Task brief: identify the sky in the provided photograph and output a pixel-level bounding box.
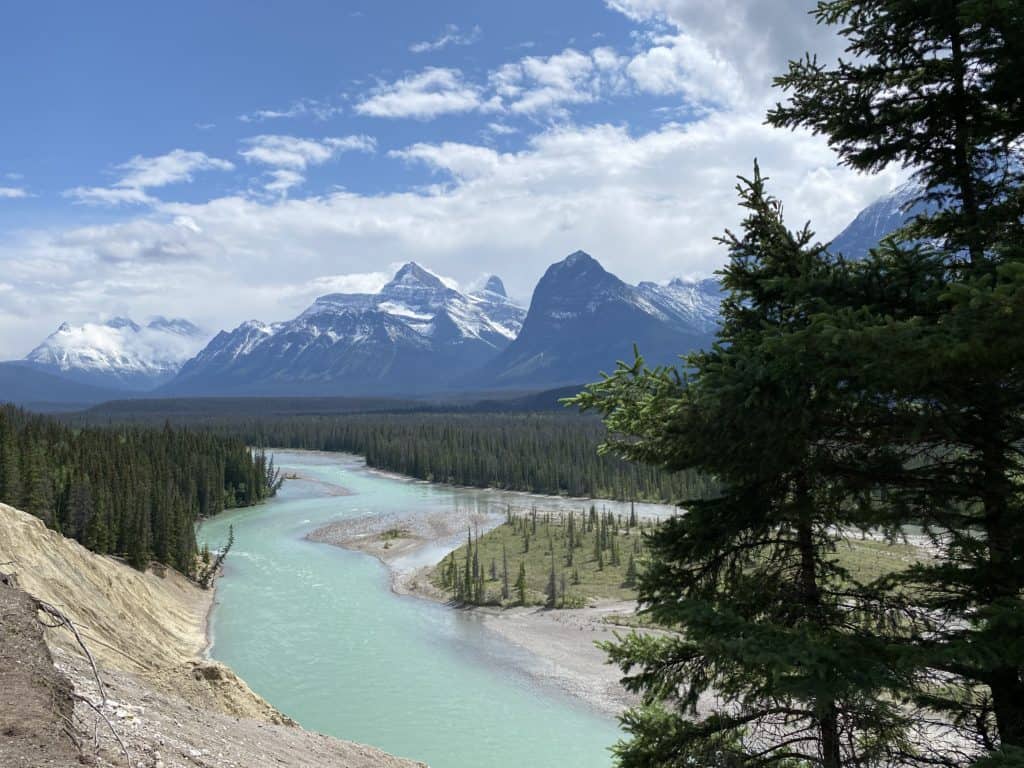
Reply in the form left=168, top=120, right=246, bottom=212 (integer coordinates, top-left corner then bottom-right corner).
left=0, top=0, right=908, bottom=359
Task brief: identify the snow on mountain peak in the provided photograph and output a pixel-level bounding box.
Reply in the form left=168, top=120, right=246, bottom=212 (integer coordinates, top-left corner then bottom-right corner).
left=25, top=316, right=209, bottom=384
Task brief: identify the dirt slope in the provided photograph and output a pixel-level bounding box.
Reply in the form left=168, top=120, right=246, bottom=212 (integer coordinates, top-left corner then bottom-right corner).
left=0, top=583, right=79, bottom=767
left=0, top=503, right=425, bottom=768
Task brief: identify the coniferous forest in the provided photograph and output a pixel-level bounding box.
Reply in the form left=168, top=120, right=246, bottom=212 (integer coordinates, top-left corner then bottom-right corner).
left=222, top=412, right=714, bottom=502
left=0, top=405, right=280, bottom=573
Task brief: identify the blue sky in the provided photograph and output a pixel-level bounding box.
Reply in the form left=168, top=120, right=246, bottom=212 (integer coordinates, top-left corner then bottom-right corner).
left=0, top=0, right=906, bottom=358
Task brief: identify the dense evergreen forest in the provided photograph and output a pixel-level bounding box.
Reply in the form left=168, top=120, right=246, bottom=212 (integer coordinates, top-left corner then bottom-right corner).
left=226, top=412, right=713, bottom=502
left=0, top=405, right=280, bottom=574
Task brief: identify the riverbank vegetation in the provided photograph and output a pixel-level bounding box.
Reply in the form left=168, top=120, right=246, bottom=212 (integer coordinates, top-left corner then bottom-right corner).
left=0, top=405, right=281, bottom=574
left=430, top=508, right=926, bottom=608
left=218, top=413, right=715, bottom=503
left=433, top=506, right=653, bottom=606
left=576, top=2, right=1024, bottom=765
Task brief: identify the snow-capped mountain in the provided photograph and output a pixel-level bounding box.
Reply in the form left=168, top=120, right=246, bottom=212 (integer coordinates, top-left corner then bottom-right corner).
left=164, top=263, right=527, bottom=396
left=24, top=316, right=208, bottom=391
left=828, top=180, right=925, bottom=259
left=473, top=251, right=722, bottom=389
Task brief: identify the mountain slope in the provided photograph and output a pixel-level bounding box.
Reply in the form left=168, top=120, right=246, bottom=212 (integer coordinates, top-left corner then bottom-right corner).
left=0, top=361, right=122, bottom=410
left=165, top=263, right=526, bottom=396
left=474, top=251, right=721, bottom=389
left=24, top=316, right=208, bottom=391
left=828, top=181, right=924, bottom=259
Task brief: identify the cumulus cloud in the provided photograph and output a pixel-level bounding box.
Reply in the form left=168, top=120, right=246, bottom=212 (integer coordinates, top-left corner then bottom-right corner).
left=355, top=68, right=487, bottom=119
left=1, top=118, right=905, bottom=357
left=410, top=24, right=482, bottom=54
left=492, top=48, right=623, bottom=115
left=626, top=32, right=743, bottom=106
left=240, top=135, right=376, bottom=170
left=238, top=135, right=376, bottom=196
left=357, top=46, right=629, bottom=122
left=263, top=169, right=306, bottom=195
left=607, top=0, right=845, bottom=106
left=65, top=149, right=234, bottom=206
left=0, top=186, right=29, bottom=199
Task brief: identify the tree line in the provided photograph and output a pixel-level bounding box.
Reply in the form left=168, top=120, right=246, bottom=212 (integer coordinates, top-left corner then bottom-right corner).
left=0, top=405, right=281, bottom=574
left=225, top=412, right=715, bottom=502
left=577, top=1, right=1024, bottom=766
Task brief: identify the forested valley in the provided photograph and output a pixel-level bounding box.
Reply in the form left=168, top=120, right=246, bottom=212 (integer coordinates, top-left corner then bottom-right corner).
left=0, top=404, right=281, bottom=573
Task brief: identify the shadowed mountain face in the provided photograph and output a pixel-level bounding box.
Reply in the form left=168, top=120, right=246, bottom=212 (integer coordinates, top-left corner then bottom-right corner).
left=163, top=263, right=527, bottom=396
left=827, top=180, right=925, bottom=260
left=471, top=251, right=722, bottom=389
left=0, top=361, right=122, bottom=410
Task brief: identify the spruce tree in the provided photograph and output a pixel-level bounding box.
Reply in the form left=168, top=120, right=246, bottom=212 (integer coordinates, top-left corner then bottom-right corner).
left=769, top=1, right=1024, bottom=758
left=515, top=562, right=527, bottom=606
left=545, top=552, right=557, bottom=609
left=501, top=543, right=510, bottom=600
left=575, top=168, right=910, bottom=767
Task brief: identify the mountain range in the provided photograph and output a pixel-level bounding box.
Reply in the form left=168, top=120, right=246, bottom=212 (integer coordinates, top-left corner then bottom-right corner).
left=0, top=185, right=917, bottom=407
left=166, top=263, right=527, bottom=396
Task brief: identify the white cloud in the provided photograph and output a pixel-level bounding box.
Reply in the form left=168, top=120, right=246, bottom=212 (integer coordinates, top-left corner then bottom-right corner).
left=264, top=169, right=307, bottom=195
left=240, top=135, right=376, bottom=170
left=1, top=118, right=906, bottom=357
left=607, top=0, right=844, bottom=106
left=410, top=24, right=482, bottom=54
left=626, top=32, right=743, bottom=106
left=238, top=98, right=343, bottom=123
left=65, top=149, right=234, bottom=206
left=486, top=122, right=519, bottom=136
left=356, top=47, right=628, bottom=122
left=493, top=49, right=603, bottom=115
left=0, top=187, right=29, bottom=199
left=355, top=68, right=486, bottom=119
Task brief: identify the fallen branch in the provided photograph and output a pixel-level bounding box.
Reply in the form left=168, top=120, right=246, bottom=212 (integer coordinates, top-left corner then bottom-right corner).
left=35, top=600, right=108, bottom=704
left=74, top=692, right=133, bottom=768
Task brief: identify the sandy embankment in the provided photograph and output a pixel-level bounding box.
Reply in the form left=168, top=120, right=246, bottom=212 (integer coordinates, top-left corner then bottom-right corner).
left=308, top=511, right=650, bottom=719
left=0, top=502, right=423, bottom=768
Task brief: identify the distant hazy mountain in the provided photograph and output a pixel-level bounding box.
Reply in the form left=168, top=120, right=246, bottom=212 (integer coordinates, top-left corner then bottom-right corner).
left=473, top=251, right=722, bottom=390
left=828, top=181, right=924, bottom=259
left=0, top=361, right=123, bottom=410
left=164, top=263, right=527, bottom=396
left=23, top=316, right=208, bottom=391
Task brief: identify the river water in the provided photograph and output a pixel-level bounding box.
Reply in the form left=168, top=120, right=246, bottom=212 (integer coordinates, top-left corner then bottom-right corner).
left=198, top=450, right=674, bottom=768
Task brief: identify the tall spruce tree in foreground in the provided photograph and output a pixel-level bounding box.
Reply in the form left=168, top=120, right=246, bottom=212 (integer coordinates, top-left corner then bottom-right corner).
left=575, top=167, right=911, bottom=767
left=769, top=1, right=1024, bottom=761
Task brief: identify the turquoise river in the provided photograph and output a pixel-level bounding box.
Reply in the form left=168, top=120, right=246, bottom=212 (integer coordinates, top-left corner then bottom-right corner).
left=198, top=450, right=672, bottom=768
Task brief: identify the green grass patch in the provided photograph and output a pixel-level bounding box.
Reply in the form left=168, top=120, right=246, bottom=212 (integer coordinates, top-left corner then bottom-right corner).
left=429, top=510, right=930, bottom=611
